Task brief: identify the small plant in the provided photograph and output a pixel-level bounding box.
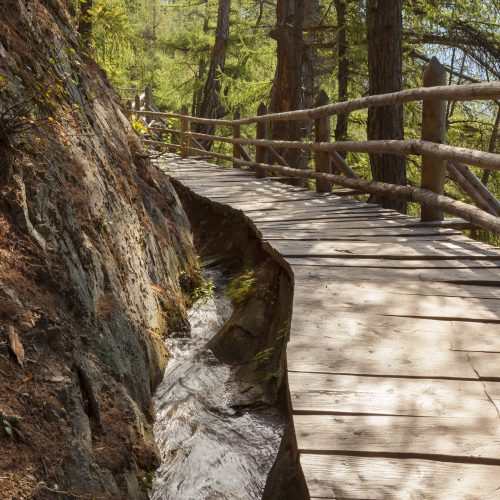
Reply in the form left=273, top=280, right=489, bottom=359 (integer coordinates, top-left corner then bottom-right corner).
left=131, top=118, right=147, bottom=135
left=1, top=410, right=24, bottom=440
left=227, top=269, right=256, bottom=304
left=192, top=279, right=215, bottom=304
left=252, top=348, right=274, bottom=363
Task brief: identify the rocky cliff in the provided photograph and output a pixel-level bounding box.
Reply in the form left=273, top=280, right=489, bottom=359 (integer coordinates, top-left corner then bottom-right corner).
left=0, top=0, right=198, bottom=497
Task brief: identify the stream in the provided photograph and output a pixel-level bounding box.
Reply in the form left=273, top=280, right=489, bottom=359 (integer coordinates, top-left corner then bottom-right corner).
left=150, top=267, right=284, bottom=500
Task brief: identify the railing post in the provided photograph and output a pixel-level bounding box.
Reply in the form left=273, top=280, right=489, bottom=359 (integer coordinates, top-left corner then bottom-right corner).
left=233, top=108, right=241, bottom=168
left=180, top=104, right=190, bottom=158
left=134, top=94, right=141, bottom=112
left=255, top=102, right=268, bottom=178
left=315, top=89, right=333, bottom=192
left=421, top=57, right=447, bottom=221
left=145, top=84, right=152, bottom=109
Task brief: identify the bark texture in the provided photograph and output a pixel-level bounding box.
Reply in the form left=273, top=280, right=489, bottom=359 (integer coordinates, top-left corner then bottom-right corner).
left=195, top=0, right=231, bottom=147
left=334, top=0, right=349, bottom=146
left=366, top=0, right=407, bottom=212
left=270, top=0, right=305, bottom=172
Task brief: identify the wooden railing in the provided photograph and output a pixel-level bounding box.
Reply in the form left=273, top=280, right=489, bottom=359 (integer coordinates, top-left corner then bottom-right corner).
left=123, top=85, right=153, bottom=113
left=125, top=61, right=500, bottom=234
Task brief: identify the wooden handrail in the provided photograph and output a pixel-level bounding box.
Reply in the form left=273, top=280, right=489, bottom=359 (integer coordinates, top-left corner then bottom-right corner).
left=153, top=130, right=500, bottom=171
left=127, top=64, right=500, bottom=234
left=131, top=81, right=500, bottom=126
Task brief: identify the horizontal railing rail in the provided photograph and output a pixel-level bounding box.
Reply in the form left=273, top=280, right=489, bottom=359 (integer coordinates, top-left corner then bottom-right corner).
left=132, top=81, right=500, bottom=126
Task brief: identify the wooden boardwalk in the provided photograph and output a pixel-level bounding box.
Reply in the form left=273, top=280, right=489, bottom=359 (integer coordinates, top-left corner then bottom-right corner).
left=160, top=154, right=500, bottom=500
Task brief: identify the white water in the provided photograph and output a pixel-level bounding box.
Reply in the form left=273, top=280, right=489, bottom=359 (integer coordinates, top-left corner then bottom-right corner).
left=151, top=269, right=283, bottom=500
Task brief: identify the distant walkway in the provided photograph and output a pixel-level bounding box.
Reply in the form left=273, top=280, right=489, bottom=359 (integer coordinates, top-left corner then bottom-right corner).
left=161, top=153, right=500, bottom=500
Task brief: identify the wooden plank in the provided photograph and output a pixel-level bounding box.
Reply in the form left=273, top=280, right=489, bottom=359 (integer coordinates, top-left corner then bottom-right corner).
left=293, top=284, right=500, bottom=320
left=236, top=202, right=400, bottom=213
left=291, top=264, right=500, bottom=287
left=285, top=257, right=500, bottom=269
left=260, top=226, right=460, bottom=237
left=260, top=229, right=464, bottom=243
left=254, top=218, right=464, bottom=230
left=287, top=315, right=500, bottom=377
left=294, top=414, right=500, bottom=459
left=288, top=372, right=500, bottom=418
left=290, top=313, right=500, bottom=358
left=290, top=315, right=500, bottom=357
left=263, top=233, right=461, bottom=243
left=288, top=338, right=477, bottom=379
left=300, top=454, right=500, bottom=499
left=293, top=277, right=500, bottom=300
left=188, top=189, right=368, bottom=205
left=268, top=239, right=500, bottom=259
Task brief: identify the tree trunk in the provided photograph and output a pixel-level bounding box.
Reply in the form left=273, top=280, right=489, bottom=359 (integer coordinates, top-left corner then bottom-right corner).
left=78, top=0, right=93, bottom=42
left=192, top=1, right=210, bottom=117
left=302, top=0, right=320, bottom=169
left=302, top=0, right=319, bottom=115
left=270, top=0, right=305, bottom=174
left=195, top=0, right=231, bottom=148
left=481, top=103, right=500, bottom=186
left=334, top=0, right=348, bottom=147
left=366, top=0, right=406, bottom=212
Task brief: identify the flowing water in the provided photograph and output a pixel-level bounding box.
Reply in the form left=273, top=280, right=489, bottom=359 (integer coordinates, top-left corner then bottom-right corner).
left=151, top=268, right=284, bottom=500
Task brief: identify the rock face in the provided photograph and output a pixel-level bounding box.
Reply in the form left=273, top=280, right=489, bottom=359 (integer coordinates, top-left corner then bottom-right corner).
left=0, top=0, right=197, bottom=497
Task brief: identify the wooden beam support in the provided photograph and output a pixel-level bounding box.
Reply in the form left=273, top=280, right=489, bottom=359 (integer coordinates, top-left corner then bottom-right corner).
left=267, top=146, right=290, bottom=167
left=421, top=57, right=447, bottom=222
left=180, top=104, right=189, bottom=158
left=237, top=144, right=252, bottom=162
left=255, top=103, right=268, bottom=178
left=232, top=109, right=241, bottom=168
left=330, top=151, right=360, bottom=179
left=446, top=162, right=496, bottom=215
left=449, top=161, right=500, bottom=216
left=145, top=85, right=152, bottom=109
left=315, top=90, right=332, bottom=193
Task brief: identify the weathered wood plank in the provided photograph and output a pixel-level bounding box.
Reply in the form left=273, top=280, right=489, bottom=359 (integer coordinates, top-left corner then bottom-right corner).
left=290, top=313, right=500, bottom=350
left=285, top=257, right=500, bottom=269
left=261, top=226, right=460, bottom=236
left=269, top=239, right=499, bottom=259
left=291, top=264, right=500, bottom=285
left=293, top=277, right=500, bottom=299
left=294, top=414, right=500, bottom=458
left=288, top=315, right=500, bottom=377
left=293, top=285, right=500, bottom=320
left=301, top=454, right=500, bottom=499
left=289, top=372, right=500, bottom=417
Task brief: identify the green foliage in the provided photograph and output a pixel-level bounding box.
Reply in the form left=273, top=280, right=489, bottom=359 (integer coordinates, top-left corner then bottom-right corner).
left=252, top=348, right=274, bottom=363
left=227, top=269, right=256, bottom=304
left=192, top=279, right=215, bottom=304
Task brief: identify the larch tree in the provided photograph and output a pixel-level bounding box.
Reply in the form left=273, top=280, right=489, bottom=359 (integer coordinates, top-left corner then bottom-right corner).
left=366, top=0, right=406, bottom=212
left=334, top=0, right=349, bottom=146
left=195, top=0, right=231, bottom=145
left=270, top=0, right=306, bottom=170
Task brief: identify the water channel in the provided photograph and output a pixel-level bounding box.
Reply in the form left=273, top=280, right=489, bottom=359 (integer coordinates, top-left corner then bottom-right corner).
left=150, top=267, right=284, bottom=500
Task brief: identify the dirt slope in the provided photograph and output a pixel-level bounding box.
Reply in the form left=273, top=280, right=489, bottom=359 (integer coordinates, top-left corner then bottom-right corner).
left=0, top=0, right=197, bottom=497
